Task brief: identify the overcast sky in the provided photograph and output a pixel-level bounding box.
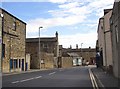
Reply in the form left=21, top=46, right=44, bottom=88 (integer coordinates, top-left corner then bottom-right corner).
left=1, top=0, right=114, bottom=48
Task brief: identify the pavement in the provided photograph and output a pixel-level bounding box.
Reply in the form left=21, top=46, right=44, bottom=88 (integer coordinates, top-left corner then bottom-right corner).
left=91, top=67, right=120, bottom=89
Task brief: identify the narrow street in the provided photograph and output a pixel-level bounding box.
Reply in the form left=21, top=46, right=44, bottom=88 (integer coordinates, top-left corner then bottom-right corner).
left=1, top=1, right=120, bottom=89
left=2, top=66, right=97, bottom=88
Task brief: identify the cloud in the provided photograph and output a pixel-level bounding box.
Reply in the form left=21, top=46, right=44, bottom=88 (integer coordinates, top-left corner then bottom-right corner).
left=2, top=0, right=50, bottom=2
left=26, top=0, right=114, bottom=29
left=86, top=0, right=114, bottom=17
left=26, top=31, right=97, bottom=48
left=48, top=0, right=68, bottom=3
left=59, top=32, right=97, bottom=48
left=58, top=2, right=81, bottom=9
left=26, top=0, right=114, bottom=48
left=26, top=15, right=86, bottom=38
left=26, top=1, right=90, bottom=35
left=49, top=2, right=90, bottom=17
left=48, top=0, right=84, bottom=4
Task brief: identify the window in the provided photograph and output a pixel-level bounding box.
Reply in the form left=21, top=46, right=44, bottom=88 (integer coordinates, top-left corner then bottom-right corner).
left=14, top=59, right=18, bottom=68
left=40, top=44, right=43, bottom=48
left=2, top=44, right=5, bottom=58
left=44, top=44, right=48, bottom=48
left=109, top=17, right=113, bottom=25
left=19, top=59, right=21, bottom=68
left=101, top=26, right=103, bottom=29
left=10, top=59, right=13, bottom=69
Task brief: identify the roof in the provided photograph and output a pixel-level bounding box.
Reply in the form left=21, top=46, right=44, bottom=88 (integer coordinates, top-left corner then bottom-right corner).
left=67, top=53, right=79, bottom=57
left=62, top=52, right=70, bottom=57
left=104, top=9, right=112, bottom=15
left=62, top=48, right=96, bottom=52
left=115, top=0, right=120, bottom=2
left=0, top=8, right=26, bottom=24
left=26, top=37, right=57, bottom=43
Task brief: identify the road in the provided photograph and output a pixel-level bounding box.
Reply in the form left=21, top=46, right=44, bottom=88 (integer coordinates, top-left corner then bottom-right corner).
left=2, top=66, right=97, bottom=88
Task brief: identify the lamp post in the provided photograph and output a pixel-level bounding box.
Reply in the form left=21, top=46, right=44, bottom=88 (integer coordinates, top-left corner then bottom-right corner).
left=39, top=26, right=43, bottom=69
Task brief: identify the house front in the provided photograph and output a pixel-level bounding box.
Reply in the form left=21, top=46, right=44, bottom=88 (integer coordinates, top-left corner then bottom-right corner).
left=0, top=8, right=26, bottom=73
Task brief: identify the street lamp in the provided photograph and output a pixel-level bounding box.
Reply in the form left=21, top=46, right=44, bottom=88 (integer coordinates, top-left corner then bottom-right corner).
left=39, top=26, right=43, bottom=69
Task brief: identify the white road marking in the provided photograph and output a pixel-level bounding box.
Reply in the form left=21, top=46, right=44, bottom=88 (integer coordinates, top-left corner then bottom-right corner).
left=89, top=68, right=99, bottom=89
left=12, top=71, right=56, bottom=84
left=48, top=72, right=56, bottom=75
left=11, top=76, right=42, bottom=84
left=12, top=81, right=19, bottom=84
left=34, top=76, right=42, bottom=79
left=20, top=78, right=34, bottom=82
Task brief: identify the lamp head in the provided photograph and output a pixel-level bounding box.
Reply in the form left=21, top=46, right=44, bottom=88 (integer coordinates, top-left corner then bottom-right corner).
left=39, top=26, right=43, bottom=29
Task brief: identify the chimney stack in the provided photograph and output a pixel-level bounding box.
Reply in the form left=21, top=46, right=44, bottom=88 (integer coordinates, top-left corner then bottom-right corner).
left=76, top=44, right=78, bottom=49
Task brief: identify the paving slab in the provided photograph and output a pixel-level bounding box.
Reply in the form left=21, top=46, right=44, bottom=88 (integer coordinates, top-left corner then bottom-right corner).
left=91, top=67, right=119, bottom=89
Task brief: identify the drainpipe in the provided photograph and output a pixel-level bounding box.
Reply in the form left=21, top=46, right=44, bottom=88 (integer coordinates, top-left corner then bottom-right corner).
left=0, top=13, right=4, bottom=72
left=103, top=18, right=107, bottom=70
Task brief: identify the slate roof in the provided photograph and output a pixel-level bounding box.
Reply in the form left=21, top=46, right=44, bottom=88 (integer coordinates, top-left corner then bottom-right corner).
left=62, top=48, right=96, bottom=52
left=26, top=37, right=57, bottom=43
left=67, top=53, right=79, bottom=57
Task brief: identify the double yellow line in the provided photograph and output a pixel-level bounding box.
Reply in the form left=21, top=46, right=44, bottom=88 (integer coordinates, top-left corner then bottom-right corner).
left=89, top=68, right=99, bottom=89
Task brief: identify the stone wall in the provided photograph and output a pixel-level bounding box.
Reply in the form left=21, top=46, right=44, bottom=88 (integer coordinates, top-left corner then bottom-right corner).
left=26, top=42, right=39, bottom=69
left=62, top=57, right=73, bottom=68
left=111, top=2, right=120, bottom=78
left=41, top=52, right=54, bottom=69
left=0, top=9, right=2, bottom=73
left=2, top=9, right=26, bottom=72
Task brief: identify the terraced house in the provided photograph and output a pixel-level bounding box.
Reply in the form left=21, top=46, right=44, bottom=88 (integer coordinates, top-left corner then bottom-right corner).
left=110, top=0, right=120, bottom=79
left=0, top=8, right=26, bottom=73
left=97, top=0, right=120, bottom=79
left=60, top=45, right=96, bottom=68
left=97, top=9, right=113, bottom=71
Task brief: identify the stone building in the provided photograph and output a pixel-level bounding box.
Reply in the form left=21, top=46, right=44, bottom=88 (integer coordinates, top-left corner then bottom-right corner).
left=62, top=47, right=96, bottom=65
left=59, top=45, right=96, bottom=68
left=97, top=17, right=104, bottom=66
left=97, top=9, right=113, bottom=71
left=26, top=32, right=59, bottom=69
left=0, top=9, right=2, bottom=73
left=0, top=8, right=26, bottom=73
left=110, top=0, right=120, bottom=79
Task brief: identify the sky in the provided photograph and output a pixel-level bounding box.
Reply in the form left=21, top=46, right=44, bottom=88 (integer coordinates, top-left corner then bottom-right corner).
left=0, top=0, right=114, bottom=48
